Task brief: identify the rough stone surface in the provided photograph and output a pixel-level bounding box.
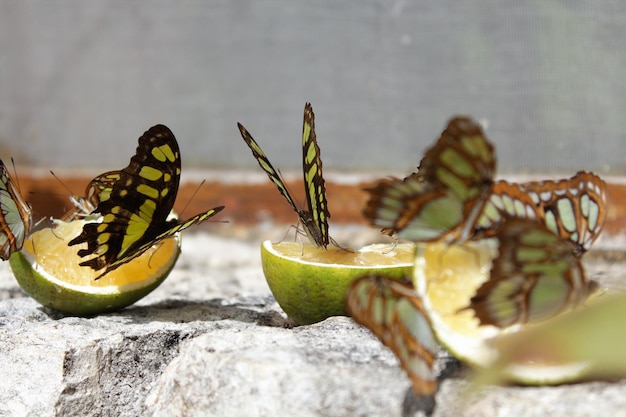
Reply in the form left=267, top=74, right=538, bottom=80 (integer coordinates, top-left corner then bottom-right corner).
left=0, top=230, right=625, bottom=417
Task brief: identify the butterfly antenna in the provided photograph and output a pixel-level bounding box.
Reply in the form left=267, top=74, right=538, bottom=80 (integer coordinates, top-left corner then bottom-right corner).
left=9, top=157, right=25, bottom=195
left=7, top=158, right=50, bottom=229
left=276, top=166, right=307, bottom=209
left=49, top=170, right=77, bottom=195
left=178, top=179, right=206, bottom=217
left=176, top=180, right=228, bottom=225
left=28, top=171, right=78, bottom=206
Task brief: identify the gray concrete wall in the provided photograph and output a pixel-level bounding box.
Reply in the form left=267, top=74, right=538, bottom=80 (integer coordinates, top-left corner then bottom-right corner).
left=1, top=1, right=625, bottom=174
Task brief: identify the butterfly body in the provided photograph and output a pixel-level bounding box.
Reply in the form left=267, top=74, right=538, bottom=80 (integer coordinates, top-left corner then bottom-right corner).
left=0, top=160, right=32, bottom=260
left=238, top=102, right=331, bottom=248
left=69, top=125, right=224, bottom=278
left=297, top=209, right=325, bottom=246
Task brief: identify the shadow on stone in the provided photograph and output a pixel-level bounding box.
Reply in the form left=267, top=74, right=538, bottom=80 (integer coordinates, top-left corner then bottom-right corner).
left=437, top=353, right=466, bottom=381
left=40, top=295, right=293, bottom=327
left=402, top=391, right=436, bottom=417
left=401, top=350, right=466, bottom=416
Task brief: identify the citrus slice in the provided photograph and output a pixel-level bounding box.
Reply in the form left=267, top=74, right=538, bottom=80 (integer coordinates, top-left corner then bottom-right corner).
left=9, top=218, right=180, bottom=316
left=413, top=240, right=593, bottom=384
left=473, top=292, right=626, bottom=387
left=261, top=240, right=414, bottom=325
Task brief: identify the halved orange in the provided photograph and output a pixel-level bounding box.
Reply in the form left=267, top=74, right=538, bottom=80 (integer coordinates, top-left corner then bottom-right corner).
left=9, top=218, right=180, bottom=315
left=261, top=240, right=414, bottom=325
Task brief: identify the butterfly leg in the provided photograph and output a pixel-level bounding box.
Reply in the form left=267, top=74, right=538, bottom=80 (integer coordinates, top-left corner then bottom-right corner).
left=147, top=240, right=167, bottom=270
left=272, top=223, right=308, bottom=255
left=378, top=237, right=400, bottom=255
left=329, top=236, right=354, bottom=253
left=28, top=239, right=39, bottom=270
left=273, top=223, right=307, bottom=245
left=454, top=242, right=493, bottom=273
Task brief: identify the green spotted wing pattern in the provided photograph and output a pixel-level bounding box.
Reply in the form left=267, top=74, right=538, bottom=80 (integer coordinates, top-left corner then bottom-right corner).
left=364, top=116, right=495, bottom=244
left=474, top=171, right=607, bottom=255
left=473, top=180, right=542, bottom=240
left=469, top=218, right=589, bottom=328
left=521, top=171, right=607, bottom=256
left=68, top=125, right=224, bottom=279
left=346, top=274, right=438, bottom=396
left=238, top=102, right=331, bottom=248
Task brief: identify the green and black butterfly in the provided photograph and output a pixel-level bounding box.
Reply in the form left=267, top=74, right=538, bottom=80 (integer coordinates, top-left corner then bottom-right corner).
left=68, top=125, right=225, bottom=279
left=237, top=102, right=333, bottom=248
left=0, top=159, right=32, bottom=260
left=364, top=116, right=495, bottom=244
left=474, top=171, right=607, bottom=255
left=345, top=274, right=438, bottom=396
left=63, top=170, right=120, bottom=221
left=469, top=217, right=590, bottom=328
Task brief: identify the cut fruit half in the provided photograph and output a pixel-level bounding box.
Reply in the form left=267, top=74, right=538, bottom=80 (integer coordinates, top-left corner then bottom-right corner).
left=473, top=292, right=626, bottom=387
left=261, top=240, right=414, bottom=325
left=9, top=218, right=180, bottom=316
left=413, top=240, right=594, bottom=384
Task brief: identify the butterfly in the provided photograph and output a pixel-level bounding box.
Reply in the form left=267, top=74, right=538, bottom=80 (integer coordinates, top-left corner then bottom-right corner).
left=68, top=124, right=225, bottom=279
left=63, top=170, right=120, bottom=221
left=363, top=116, right=495, bottom=244
left=474, top=171, right=607, bottom=255
left=469, top=217, right=590, bottom=328
left=345, top=274, right=438, bottom=396
left=238, top=102, right=333, bottom=248
left=521, top=171, right=607, bottom=256
left=0, top=159, right=33, bottom=260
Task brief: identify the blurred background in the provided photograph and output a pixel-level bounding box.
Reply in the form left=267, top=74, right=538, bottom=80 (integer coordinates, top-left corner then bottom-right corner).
left=1, top=1, right=625, bottom=176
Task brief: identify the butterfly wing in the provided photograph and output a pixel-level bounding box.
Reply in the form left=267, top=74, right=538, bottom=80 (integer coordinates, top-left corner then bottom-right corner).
left=238, top=112, right=329, bottom=248
left=68, top=125, right=184, bottom=274
left=473, top=171, right=607, bottom=253
left=64, top=170, right=121, bottom=221
left=91, top=206, right=224, bottom=279
left=346, top=274, right=438, bottom=396
left=364, top=116, right=495, bottom=244
left=364, top=175, right=452, bottom=240
left=469, top=218, right=589, bottom=328
left=86, top=170, right=121, bottom=209
left=237, top=122, right=300, bottom=211
left=0, top=159, right=32, bottom=260
left=522, top=171, right=607, bottom=255
left=300, top=103, right=330, bottom=248
left=473, top=180, right=542, bottom=239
